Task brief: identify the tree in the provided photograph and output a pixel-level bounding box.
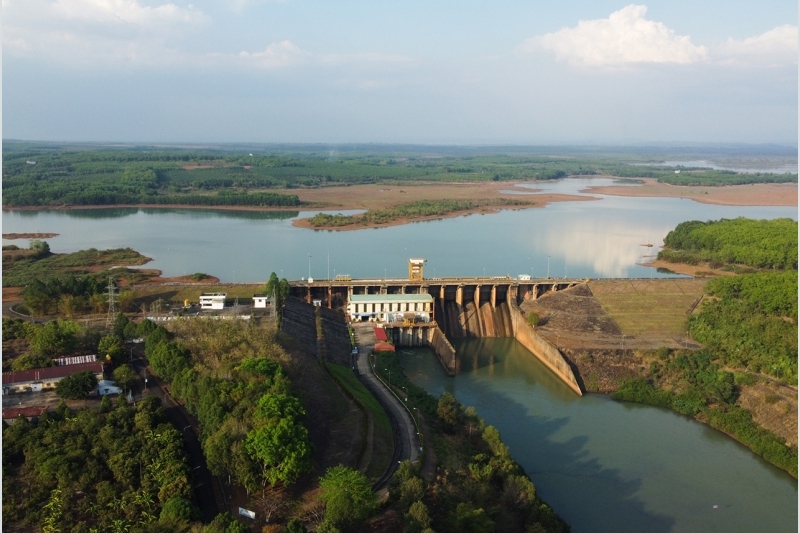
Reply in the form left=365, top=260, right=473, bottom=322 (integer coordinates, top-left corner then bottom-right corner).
left=148, top=342, right=192, bottom=382
left=56, top=371, right=98, bottom=399
left=99, top=394, right=112, bottom=413
left=285, top=518, right=308, bottom=533
left=405, top=501, right=432, bottom=533
left=29, top=319, right=82, bottom=357
left=113, top=364, right=136, bottom=390
left=437, top=392, right=461, bottom=426
left=244, top=417, right=312, bottom=486
left=318, top=465, right=377, bottom=531
left=526, top=312, right=540, bottom=327
left=159, top=497, right=198, bottom=522
left=99, top=335, right=125, bottom=364
left=113, top=312, right=131, bottom=338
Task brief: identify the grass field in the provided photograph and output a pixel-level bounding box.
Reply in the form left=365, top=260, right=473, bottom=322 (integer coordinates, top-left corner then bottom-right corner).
left=327, top=363, right=394, bottom=481
left=589, top=279, right=707, bottom=336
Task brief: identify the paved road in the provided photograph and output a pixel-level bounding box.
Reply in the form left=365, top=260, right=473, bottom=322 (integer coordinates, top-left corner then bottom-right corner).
left=352, top=323, right=420, bottom=490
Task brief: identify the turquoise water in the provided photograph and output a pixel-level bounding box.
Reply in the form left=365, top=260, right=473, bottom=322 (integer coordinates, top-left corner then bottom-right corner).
left=399, top=339, right=798, bottom=533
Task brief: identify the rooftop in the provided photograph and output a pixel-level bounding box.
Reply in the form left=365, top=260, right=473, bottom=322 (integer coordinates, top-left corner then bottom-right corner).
left=349, top=294, right=433, bottom=303
left=3, top=362, right=104, bottom=385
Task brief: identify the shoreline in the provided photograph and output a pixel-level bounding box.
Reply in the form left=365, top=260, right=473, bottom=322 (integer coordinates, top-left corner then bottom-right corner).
left=291, top=194, right=594, bottom=231
left=582, top=178, right=797, bottom=206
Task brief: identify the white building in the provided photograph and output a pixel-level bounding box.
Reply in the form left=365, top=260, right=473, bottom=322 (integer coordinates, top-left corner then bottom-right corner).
left=200, top=293, right=227, bottom=310
left=348, top=294, right=434, bottom=323
left=253, top=295, right=273, bottom=309
left=96, top=380, right=123, bottom=396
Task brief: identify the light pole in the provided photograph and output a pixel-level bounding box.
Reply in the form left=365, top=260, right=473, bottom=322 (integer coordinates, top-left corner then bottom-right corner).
left=547, top=256, right=550, bottom=279
left=327, top=252, right=330, bottom=280
left=308, top=254, right=312, bottom=280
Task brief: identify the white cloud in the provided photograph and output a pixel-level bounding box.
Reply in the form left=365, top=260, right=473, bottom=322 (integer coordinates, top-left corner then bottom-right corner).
left=237, top=40, right=310, bottom=68
left=2, top=0, right=208, bottom=66
left=715, top=25, right=798, bottom=66
left=519, top=5, right=707, bottom=67
left=51, top=0, right=208, bottom=26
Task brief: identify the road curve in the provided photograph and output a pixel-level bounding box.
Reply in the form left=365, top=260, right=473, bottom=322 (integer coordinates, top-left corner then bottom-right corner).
left=351, top=323, right=420, bottom=490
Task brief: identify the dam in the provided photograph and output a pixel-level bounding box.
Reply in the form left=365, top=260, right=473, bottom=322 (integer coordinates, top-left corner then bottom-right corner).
left=286, top=261, right=585, bottom=395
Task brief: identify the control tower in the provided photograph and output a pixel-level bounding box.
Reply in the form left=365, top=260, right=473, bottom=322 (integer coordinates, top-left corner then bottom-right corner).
left=408, top=258, right=426, bottom=280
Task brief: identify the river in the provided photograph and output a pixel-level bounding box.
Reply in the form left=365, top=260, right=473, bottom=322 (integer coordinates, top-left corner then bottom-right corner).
left=399, top=340, right=798, bottom=533
left=2, top=178, right=797, bottom=531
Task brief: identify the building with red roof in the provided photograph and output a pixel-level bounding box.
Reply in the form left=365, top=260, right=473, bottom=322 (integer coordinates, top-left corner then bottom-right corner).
left=2, top=362, right=104, bottom=394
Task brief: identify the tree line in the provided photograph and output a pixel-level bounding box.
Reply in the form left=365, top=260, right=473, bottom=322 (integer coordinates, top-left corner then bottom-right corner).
left=658, top=217, right=798, bottom=270
left=308, top=198, right=532, bottom=228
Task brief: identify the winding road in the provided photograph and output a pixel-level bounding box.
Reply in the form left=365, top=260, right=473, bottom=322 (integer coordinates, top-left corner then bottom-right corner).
left=351, top=323, right=421, bottom=490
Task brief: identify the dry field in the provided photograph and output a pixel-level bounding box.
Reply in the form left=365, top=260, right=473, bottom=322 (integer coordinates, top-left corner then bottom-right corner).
left=589, top=279, right=707, bottom=337
left=584, top=178, right=797, bottom=206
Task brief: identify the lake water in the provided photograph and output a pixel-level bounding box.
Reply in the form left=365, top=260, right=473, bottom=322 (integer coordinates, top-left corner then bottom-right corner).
left=2, top=178, right=796, bottom=282
left=399, top=340, right=798, bottom=533
left=2, top=178, right=797, bottom=531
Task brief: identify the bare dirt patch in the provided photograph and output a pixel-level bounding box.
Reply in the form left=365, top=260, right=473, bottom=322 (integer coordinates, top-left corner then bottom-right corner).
left=583, top=178, right=797, bottom=206
left=738, top=381, right=798, bottom=447
left=643, top=259, right=736, bottom=278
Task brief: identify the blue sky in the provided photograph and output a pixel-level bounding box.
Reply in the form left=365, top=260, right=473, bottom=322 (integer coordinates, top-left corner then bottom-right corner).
left=3, top=1, right=797, bottom=144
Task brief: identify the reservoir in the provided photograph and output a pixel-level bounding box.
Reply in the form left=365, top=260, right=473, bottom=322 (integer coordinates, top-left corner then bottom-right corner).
left=2, top=179, right=797, bottom=282
left=2, top=178, right=797, bottom=530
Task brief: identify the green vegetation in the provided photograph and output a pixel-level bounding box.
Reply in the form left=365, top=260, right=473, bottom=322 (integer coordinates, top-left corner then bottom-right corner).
left=308, top=198, right=532, bottom=227
left=318, top=465, right=377, bottom=532
left=611, top=216, right=798, bottom=476
left=326, top=363, right=393, bottom=479
left=3, top=244, right=153, bottom=318
left=612, top=351, right=797, bottom=476
left=690, top=273, right=797, bottom=382
left=374, top=350, right=568, bottom=533
left=148, top=319, right=313, bottom=493
left=4, top=145, right=795, bottom=208
left=658, top=218, right=798, bottom=270
left=6, top=319, right=101, bottom=371
left=2, top=397, right=196, bottom=532
left=54, top=370, right=98, bottom=399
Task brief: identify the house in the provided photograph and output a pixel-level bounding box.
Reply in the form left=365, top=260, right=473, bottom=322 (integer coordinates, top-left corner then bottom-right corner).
left=2, top=406, right=48, bottom=423
left=347, top=293, right=434, bottom=323
left=253, top=295, right=273, bottom=309
left=200, top=293, right=227, bottom=310
left=2, top=362, right=105, bottom=394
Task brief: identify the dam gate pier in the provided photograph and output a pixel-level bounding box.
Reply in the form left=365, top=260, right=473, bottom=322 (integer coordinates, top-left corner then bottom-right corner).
left=288, top=276, right=584, bottom=395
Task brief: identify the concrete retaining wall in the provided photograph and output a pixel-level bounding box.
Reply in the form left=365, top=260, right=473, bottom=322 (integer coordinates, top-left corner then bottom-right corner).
left=387, top=324, right=458, bottom=376
left=508, top=300, right=583, bottom=396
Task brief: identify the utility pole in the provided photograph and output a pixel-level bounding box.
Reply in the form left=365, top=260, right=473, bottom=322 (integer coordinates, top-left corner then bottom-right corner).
left=105, top=277, right=117, bottom=328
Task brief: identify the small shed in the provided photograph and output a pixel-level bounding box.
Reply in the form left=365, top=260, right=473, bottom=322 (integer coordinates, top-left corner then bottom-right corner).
left=96, top=380, right=123, bottom=396
left=374, top=342, right=395, bottom=352
left=374, top=328, right=388, bottom=342
left=253, top=295, right=272, bottom=309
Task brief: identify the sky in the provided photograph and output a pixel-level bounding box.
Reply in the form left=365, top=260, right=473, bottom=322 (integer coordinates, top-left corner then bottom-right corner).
left=2, top=0, right=798, bottom=145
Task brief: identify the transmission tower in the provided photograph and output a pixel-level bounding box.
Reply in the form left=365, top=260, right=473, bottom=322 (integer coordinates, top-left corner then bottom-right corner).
left=106, top=277, right=118, bottom=328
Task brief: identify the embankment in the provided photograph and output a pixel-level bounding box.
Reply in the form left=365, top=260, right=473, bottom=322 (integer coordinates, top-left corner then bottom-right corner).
left=507, top=300, right=583, bottom=396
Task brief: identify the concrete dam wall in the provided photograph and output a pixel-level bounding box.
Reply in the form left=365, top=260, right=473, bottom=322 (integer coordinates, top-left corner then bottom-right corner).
left=507, top=300, right=582, bottom=396
left=438, top=301, right=514, bottom=339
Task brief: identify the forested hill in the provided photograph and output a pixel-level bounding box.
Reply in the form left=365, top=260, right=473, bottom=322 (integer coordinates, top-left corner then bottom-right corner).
left=2, top=145, right=795, bottom=207
left=658, top=218, right=798, bottom=270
